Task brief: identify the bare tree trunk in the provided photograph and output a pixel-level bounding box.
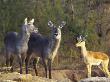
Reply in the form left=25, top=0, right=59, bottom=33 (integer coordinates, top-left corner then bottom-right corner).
left=95, top=1, right=104, bottom=44
left=70, top=0, right=74, bottom=21
left=95, top=0, right=104, bottom=37
left=50, top=0, right=55, bottom=7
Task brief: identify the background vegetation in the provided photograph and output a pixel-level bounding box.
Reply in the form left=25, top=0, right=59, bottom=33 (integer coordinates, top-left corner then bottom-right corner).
left=0, top=0, right=110, bottom=69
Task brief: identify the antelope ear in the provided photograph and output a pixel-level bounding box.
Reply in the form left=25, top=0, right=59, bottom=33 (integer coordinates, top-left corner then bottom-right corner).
left=30, top=18, right=34, bottom=24
left=77, top=35, right=82, bottom=42
left=24, top=18, right=28, bottom=25
left=82, top=36, right=86, bottom=41
left=82, top=34, right=87, bottom=41
left=28, top=18, right=34, bottom=25
left=59, top=21, right=66, bottom=29
left=48, top=21, right=54, bottom=28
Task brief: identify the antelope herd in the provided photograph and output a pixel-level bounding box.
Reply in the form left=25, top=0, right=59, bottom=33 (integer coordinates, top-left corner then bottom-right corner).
left=2, top=18, right=110, bottom=79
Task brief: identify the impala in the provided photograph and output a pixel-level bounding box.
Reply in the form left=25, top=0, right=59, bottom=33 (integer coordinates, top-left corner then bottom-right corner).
left=76, top=35, right=110, bottom=77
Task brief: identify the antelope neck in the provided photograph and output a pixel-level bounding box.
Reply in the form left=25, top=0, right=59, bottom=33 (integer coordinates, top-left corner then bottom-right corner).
left=80, top=45, right=88, bottom=57
left=50, top=37, right=61, bottom=61
left=19, top=27, right=30, bottom=43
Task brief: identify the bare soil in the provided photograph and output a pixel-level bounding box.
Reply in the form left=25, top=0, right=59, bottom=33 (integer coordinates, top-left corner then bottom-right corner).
left=0, top=66, right=107, bottom=82
left=0, top=67, right=74, bottom=82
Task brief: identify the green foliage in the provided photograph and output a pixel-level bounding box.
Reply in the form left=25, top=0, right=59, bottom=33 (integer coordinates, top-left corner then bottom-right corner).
left=0, top=0, right=109, bottom=66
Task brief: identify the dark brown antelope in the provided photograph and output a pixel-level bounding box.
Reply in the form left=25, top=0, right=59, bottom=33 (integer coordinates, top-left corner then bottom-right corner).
left=4, top=18, right=38, bottom=73
left=25, top=21, right=66, bottom=79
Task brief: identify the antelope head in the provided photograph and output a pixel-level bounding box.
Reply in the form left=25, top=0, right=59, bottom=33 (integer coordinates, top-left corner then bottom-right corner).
left=76, top=35, right=86, bottom=47
left=23, top=18, right=38, bottom=35
left=48, top=21, right=66, bottom=39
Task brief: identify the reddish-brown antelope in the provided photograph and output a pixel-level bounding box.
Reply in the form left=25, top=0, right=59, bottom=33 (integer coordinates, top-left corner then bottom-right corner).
left=76, top=35, right=110, bottom=77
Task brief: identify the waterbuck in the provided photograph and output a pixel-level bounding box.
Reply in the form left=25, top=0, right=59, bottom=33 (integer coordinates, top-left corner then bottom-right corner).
left=25, top=21, right=66, bottom=79
left=76, top=35, right=110, bottom=77
left=4, top=18, right=38, bottom=73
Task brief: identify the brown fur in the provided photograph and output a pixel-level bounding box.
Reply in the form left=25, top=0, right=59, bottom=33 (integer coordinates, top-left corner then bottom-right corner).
left=76, top=40, right=110, bottom=77
left=88, top=51, right=109, bottom=60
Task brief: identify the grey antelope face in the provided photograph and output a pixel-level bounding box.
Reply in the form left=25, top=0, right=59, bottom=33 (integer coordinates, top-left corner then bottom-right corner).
left=76, top=35, right=86, bottom=47
left=48, top=21, right=66, bottom=39
left=23, top=18, right=38, bottom=35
